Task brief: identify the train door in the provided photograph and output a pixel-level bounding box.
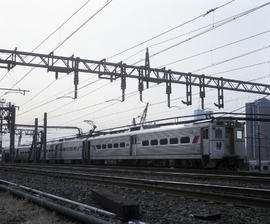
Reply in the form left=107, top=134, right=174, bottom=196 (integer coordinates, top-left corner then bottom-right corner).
left=211, top=127, right=225, bottom=159
left=201, top=128, right=210, bottom=155
left=130, top=135, right=137, bottom=156
left=15, top=148, right=19, bottom=161
left=225, top=127, right=234, bottom=155
left=82, top=140, right=90, bottom=162
left=55, top=144, right=58, bottom=160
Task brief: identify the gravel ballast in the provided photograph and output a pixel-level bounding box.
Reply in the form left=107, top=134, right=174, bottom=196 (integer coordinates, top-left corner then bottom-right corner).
left=0, top=170, right=270, bottom=224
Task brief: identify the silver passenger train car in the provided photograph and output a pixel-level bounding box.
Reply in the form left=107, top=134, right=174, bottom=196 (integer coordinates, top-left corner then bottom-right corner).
left=3, top=119, right=245, bottom=169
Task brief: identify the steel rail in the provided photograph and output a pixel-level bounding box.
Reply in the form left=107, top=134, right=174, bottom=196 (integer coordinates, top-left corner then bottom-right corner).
left=0, top=178, right=115, bottom=217
left=2, top=164, right=270, bottom=185
left=0, top=184, right=110, bottom=224
left=1, top=166, right=270, bottom=208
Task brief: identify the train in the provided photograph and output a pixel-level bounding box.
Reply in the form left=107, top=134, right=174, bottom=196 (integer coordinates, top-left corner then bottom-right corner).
left=2, top=118, right=246, bottom=169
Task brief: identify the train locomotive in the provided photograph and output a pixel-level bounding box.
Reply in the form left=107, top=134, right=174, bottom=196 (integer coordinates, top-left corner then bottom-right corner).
left=2, top=119, right=245, bottom=169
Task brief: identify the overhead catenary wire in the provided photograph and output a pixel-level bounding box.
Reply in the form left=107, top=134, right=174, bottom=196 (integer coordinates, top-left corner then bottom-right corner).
left=19, top=75, right=98, bottom=113
left=4, top=0, right=270, bottom=136
left=52, top=73, right=270, bottom=128
left=20, top=50, right=270, bottom=127
left=122, top=10, right=240, bottom=63
left=191, top=44, right=270, bottom=73
left=0, top=0, right=92, bottom=85
left=17, top=0, right=268, bottom=120
left=49, top=90, right=140, bottom=121
left=17, top=78, right=101, bottom=117
left=19, top=0, right=237, bottom=115
left=97, top=91, right=265, bottom=129
left=20, top=78, right=267, bottom=139
left=32, top=0, right=235, bottom=115
left=107, top=0, right=236, bottom=60
left=132, top=2, right=270, bottom=65
left=23, top=80, right=113, bottom=124
left=161, top=29, right=270, bottom=68
left=6, top=0, right=238, bottom=119
left=218, top=94, right=270, bottom=116
left=208, top=60, right=270, bottom=76
left=19, top=35, right=270, bottom=121
left=1, top=0, right=113, bottom=103
left=17, top=31, right=269, bottom=118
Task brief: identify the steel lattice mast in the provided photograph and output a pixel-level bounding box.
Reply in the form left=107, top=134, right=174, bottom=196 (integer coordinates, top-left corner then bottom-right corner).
left=1, top=48, right=270, bottom=109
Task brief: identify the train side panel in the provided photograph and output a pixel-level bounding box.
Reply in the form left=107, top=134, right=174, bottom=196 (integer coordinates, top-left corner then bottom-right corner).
left=135, top=127, right=201, bottom=160
left=90, top=136, right=130, bottom=160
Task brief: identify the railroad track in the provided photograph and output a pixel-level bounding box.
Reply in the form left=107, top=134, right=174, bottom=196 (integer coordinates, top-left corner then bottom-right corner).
left=1, top=165, right=270, bottom=208
left=1, top=163, right=270, bottom=186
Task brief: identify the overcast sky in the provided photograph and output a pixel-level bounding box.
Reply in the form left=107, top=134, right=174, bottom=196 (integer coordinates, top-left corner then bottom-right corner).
left=1, top=0, right=270, bottom=144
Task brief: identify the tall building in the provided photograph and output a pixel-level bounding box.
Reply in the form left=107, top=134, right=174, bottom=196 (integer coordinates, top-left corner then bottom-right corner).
left=246, top=98, right=270, bottom=171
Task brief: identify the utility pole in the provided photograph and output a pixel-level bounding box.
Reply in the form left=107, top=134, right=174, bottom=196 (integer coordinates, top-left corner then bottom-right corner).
left=9, top=104, right=15, bottom=162
left=43, top=113, right=47, bottom=162
left=0, top=110, right=3, bottom=155
left=258, top=125, right=261, bottom=172
left=33, top=118, right=38, bottom=162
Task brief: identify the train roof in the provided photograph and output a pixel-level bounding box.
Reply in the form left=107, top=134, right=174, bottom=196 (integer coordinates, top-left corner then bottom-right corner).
left=88, top=120, right=211, bottom=140
left=13, top=118, right=244, bottom=146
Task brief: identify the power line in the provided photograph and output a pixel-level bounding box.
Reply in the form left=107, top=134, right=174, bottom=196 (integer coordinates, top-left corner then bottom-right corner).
left=53, top=0, right=113, bottom=53
left=0, top=0, right=92, bottom=85
left=49, top=72, right=269, bottom=128
left=1, top=0, right=113, bottom=101
left=0, top=0, right=241, bottom=119
left=47, top=85, right=138, bottom=121
left=18, top=79, right=101, bottom=118
left=21, top=75, right=68, bottom=107
left=107, top=0, right=236, bottom=60
left=19, top=76, right=98, bottom=113
left=133, top=2, right=270, bottom=65
left=123, top=9, right=240, bottom=63
left=209, top=60, right=270, bottom=76
left=192, top=44, right=270, bottom=73
left=162, top=29, right=270, bottom=68
left=22, top=80, right=112, bottom=124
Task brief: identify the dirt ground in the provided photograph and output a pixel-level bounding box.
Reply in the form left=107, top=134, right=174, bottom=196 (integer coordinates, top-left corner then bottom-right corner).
left=0, top=192, right=77, bottom=224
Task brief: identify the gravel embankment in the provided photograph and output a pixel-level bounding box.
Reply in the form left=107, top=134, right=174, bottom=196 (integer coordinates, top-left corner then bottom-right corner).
left=0, top=170, right=270, bottom=224
left=0, top=191, right=77, bottom=224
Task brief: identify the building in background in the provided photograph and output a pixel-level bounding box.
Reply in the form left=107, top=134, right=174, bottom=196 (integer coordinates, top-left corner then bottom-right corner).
left=246, top=98, right=270, bottom=171
left=194, top=109, right=213, bottom=120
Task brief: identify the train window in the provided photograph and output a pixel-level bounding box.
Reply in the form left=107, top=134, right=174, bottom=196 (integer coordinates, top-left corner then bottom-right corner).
left=237, top=130, right=243, bottom=139
left=236, top=122, right=242, bottom=128
left=216, top=121, right=224, bottom=126
left=96, top=145, right=101, bottom=150
left=169, top=138, right=178, bottom=144
left=180, top=137, right=190, bottom=144
left=142, top=140, right=149, bottom=146
left=160, top=138, right=168, bottom=145
left=102, top=144, right=107, bottom=149
left=150, top=139, right=158, bottom=146
left=113, top=143, right=119, bottom=148
left=120, top=142, right=125, bottom=148
left=215, top=128, right=222, bottom=139
left=108, top=144, right=112, bottom=149
left=202, top=129, right=208, bottom=139
left=216, top=142, right=222, bottom=149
